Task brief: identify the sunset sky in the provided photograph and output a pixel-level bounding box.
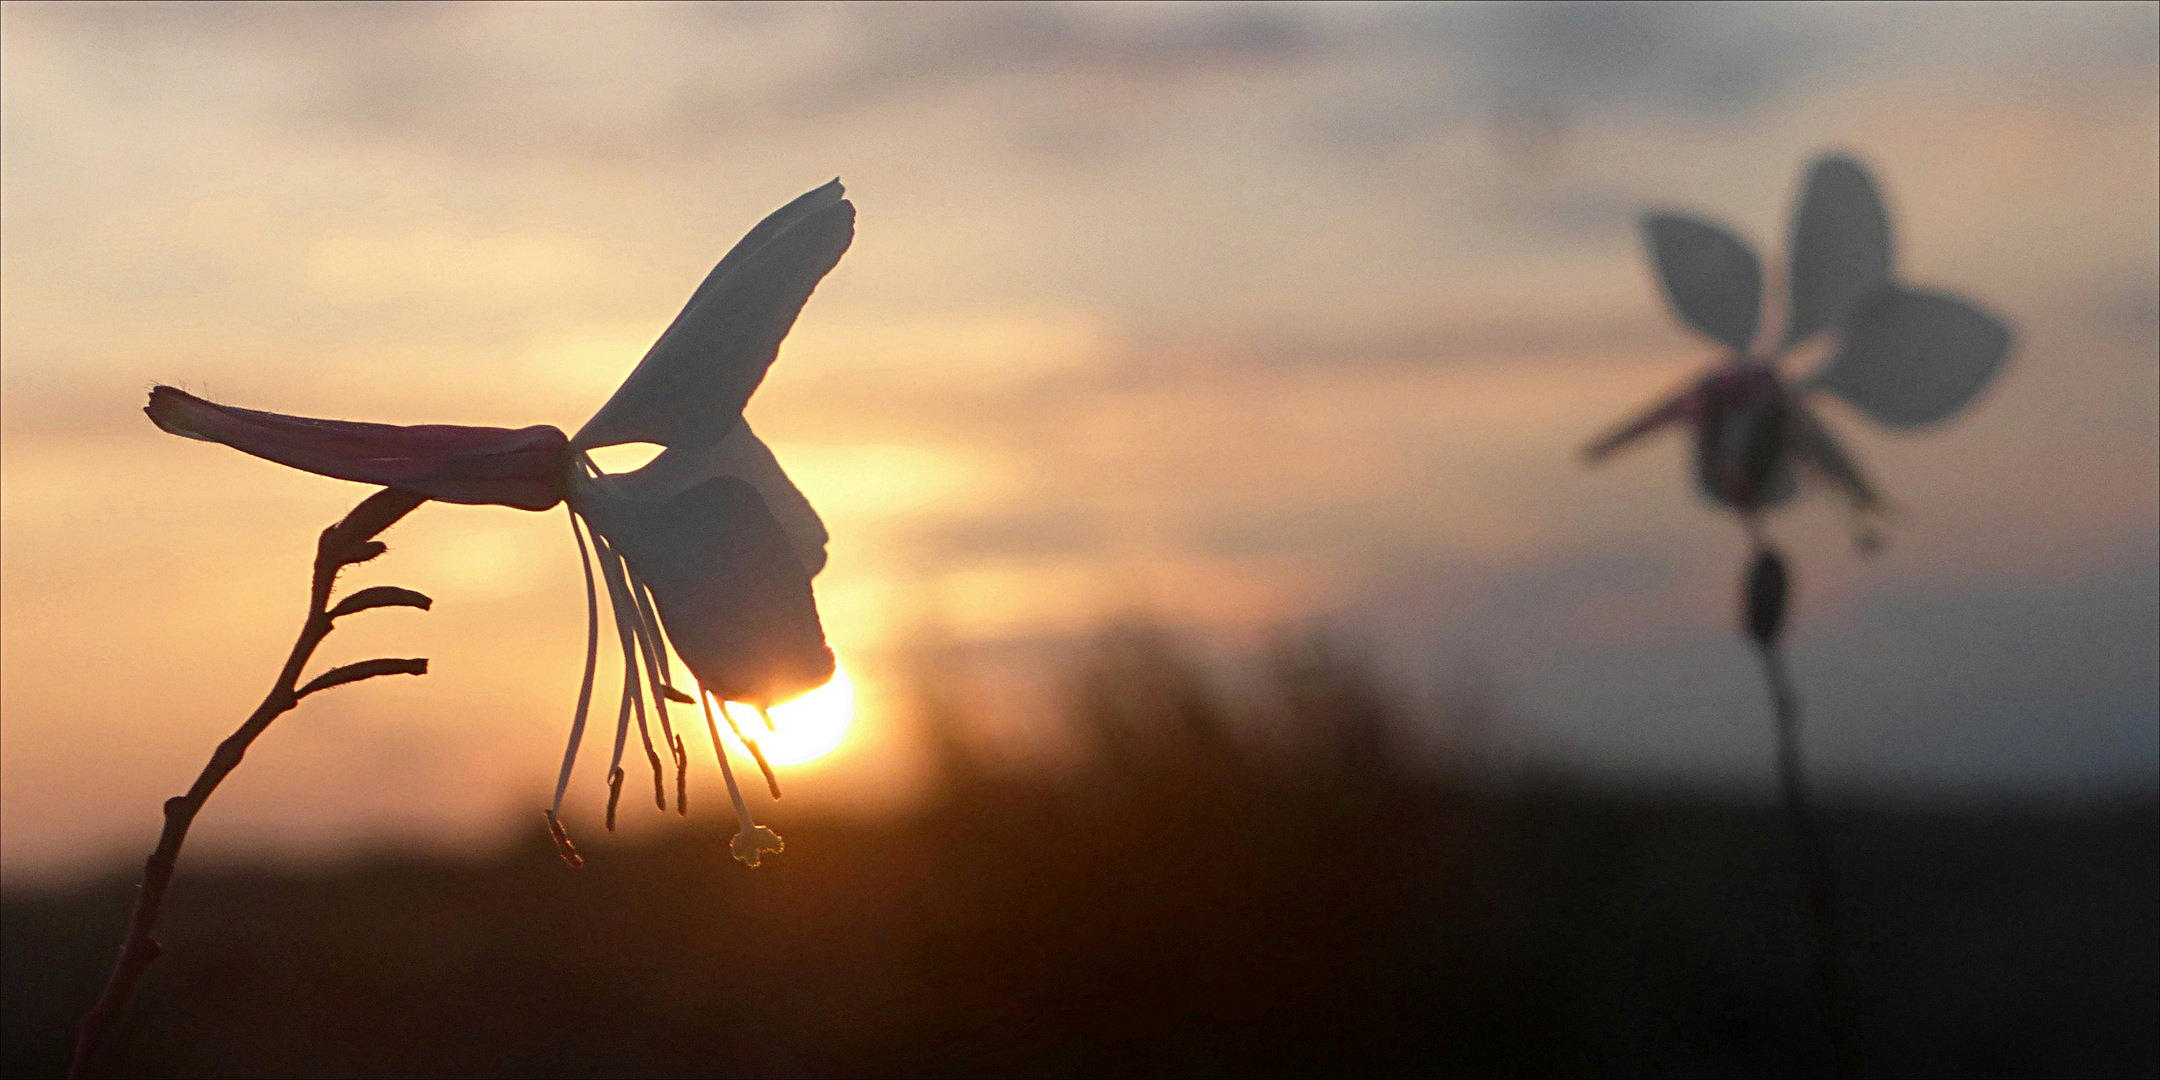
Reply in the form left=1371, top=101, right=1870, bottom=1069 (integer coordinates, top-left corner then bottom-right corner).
left=4, top=1, right=2154, bottom=884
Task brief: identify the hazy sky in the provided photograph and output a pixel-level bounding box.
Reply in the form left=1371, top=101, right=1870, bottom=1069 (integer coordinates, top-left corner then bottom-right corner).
left=4, top=1, right=2155, bottom=883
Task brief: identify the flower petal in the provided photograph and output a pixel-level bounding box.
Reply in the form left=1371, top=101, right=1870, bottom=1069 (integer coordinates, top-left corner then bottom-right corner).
left=1784, top=154, right=1893, bottom=347
left=573, top=477, right=834, bottom=708
left=573, top=181, right=855, bottom=451
left=592, top=419, right=828, bottom=577
left=1809, top=285, right=2011, bottom=428
left=1643, top=213, right=1763, bottom=353
left=146, top=386, right=570, bottom=510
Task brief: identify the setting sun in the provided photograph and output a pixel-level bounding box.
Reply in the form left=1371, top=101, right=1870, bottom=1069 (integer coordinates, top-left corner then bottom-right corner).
left=730, top=663, right=854, bottom=767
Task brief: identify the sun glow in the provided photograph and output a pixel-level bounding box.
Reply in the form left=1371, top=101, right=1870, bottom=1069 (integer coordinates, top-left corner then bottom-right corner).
left=730, top=663, right=854, bottom=767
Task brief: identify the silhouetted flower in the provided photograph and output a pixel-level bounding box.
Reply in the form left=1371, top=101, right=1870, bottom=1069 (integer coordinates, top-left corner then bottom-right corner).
left=147, top=181, right=856, bottom=865
left=1585, top=155, right=2011, bottom=548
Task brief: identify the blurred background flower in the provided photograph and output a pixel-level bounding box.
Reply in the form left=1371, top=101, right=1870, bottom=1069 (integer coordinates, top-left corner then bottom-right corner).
left=1586, top=155, right=2011, bottom=547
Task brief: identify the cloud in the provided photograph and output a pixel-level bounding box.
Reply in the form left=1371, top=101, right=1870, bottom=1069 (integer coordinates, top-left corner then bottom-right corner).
left=13, top=1, right=2153, bottom=171
left=1423, top=2, right=1834, bottom=116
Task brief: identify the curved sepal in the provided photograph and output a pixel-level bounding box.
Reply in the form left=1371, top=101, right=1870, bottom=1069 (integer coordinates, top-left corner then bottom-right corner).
left=573, top=182, right=855, bottom=451
left=1811, top=286, right=2010, bottom=428
left=1785, top=154, right=1892, bottom=347
left=146, top=387, right=570, bottom=510
left=573, top=477, right=833, bottom=708
left=1643, top=213, right=1763, bottom=353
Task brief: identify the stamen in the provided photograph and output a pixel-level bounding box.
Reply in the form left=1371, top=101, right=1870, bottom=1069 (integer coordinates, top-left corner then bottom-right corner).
left=756, top=704, right=779, bottom=733
left=745, top=741, right=782, bottom=800
left=590, top=533, right=646, bottom=817
left=575, top=451, right=626, bottom=495
left=592, top=536, right=667, bottom=807
left=701, top=686, right=784, bottom=867
left=629, top=575, right=679, bottom=700
left=700, top=689, right=756, bottom=833
left=550, top=510, right=604, bottom=817
left=724, top=701, right=784, bottom=800
left=622, top=566, right=680, bottom=810
left=542, top=809, right=583, bottom=868
left=672, top=734, right=688, bottom=817
left=630, top=574, right=704, bottom=803
left=579, top=476, right=673, bottom=814
left=605, top=766, right=624, bottom=832
left=624, top=603, right=667, bottom=811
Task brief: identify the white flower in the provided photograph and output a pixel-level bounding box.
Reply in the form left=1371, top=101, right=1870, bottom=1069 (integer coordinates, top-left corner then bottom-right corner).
left=1585, top=155, right=2011, bottom=548
left=554, top=180, right=854, bottom=866
left=149, top=181, right=857, bottom=867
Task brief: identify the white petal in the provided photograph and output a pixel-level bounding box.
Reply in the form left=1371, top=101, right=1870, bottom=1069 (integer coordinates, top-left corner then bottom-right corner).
left=588, top=420, right=827, bottom=578
left=1784, top=155, right=1892, bottom=347
left=1810, top=286, right=2010, bottom=428
left=573, top=181, right=854, bottom=451
left=1643, top=213, right=1763, bottom=353
left=572, top=477, right=833, bottom=708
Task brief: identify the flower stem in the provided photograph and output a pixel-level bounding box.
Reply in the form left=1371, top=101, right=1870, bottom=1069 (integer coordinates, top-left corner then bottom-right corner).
left=1741, top=536, right=1856, bottom=1078
left=68, top=488, right=427, bottom=1079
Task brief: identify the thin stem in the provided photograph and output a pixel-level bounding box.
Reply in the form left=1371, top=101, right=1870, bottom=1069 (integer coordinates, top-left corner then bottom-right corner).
left=69, top=488, right=424, bottom=1079
left=1744, top=540, right=1856, bottom=1078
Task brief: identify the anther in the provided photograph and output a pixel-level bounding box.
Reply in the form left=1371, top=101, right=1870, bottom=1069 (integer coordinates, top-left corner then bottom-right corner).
left=672, top=734, right=688, bottom=817
left=543, top=810, right=583, bottom=869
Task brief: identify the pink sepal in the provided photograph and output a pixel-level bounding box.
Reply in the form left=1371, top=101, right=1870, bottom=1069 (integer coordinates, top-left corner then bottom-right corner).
left=146, top=386, right=571, bottom=510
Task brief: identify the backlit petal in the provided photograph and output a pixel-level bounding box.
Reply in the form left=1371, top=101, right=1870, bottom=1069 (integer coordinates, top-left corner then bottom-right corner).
left=592, top=419, right=828, bottom=577
left=573, top=182, right=855, bottom=451
left=1784, top=155, right=1892, bottom=347
left=572, top=477, right=833, bottom=708
left=1809, top=286, right=2010, bottom=428
left=1643, top=213, right=1763, bottom=353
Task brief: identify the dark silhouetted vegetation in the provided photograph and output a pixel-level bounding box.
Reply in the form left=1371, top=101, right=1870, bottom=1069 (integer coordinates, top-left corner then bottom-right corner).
left=7, top=631, right=2154, bottom=1078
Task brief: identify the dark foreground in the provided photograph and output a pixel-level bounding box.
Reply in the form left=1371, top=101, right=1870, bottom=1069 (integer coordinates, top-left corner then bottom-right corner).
left=6, top=642, right=2156, bottom=1078
left=9, top=794, right=2153, bottom=1078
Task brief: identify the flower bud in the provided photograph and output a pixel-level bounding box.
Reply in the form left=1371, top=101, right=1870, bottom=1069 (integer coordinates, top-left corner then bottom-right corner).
left=1745, top=548, right=1789, bottom=647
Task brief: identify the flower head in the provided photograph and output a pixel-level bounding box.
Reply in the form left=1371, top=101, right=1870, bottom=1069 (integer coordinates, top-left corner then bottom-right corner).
left=1585, top=155, right=2011, bottom=547
left=146, top=180, right=857, bottom=866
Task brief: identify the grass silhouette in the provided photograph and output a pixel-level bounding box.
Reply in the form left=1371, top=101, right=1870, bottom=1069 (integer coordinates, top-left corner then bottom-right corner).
left=12, top=629, right=2152, bottom=1078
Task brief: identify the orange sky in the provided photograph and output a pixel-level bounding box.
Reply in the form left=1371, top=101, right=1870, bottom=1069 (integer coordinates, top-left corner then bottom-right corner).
left=4, top=2, right=2155, bottom=884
